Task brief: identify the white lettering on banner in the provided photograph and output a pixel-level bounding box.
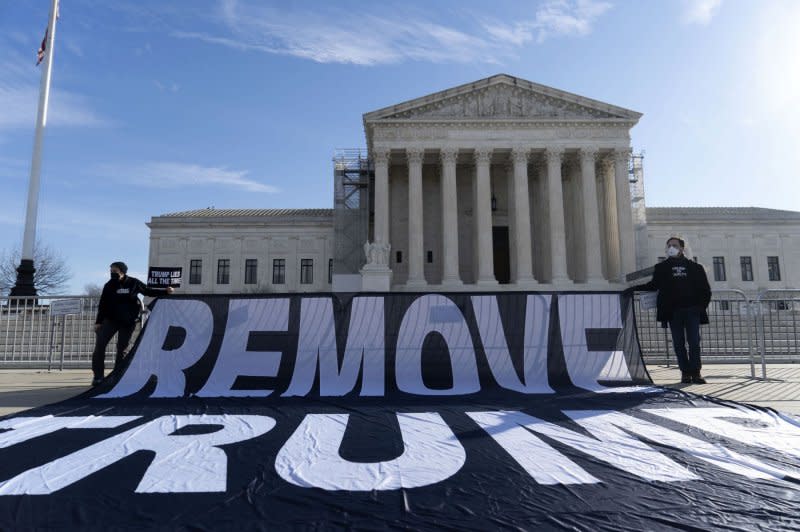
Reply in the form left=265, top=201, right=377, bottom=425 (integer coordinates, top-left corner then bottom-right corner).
left=0, top=416, right=140, bottom=448
left=395, top=295, right=480, bottom=395
left=563, top=410, right=799, bottom=481
left=645, top=407, right=800, bottom=461
left=466, top=410, right=601, bottom=485
left=0, top=410, right=798, bottom=495
left=472, top=295, right=554, bottom=394
left=197, top=298, right=290, bottom=397
left=0, top=415, right=276, bottom=495
left=559, top=294, right=632, bottom=391
left=470, top=410, right=700, bottom=482
left=283, top=297, right=385, bottom=397
left=93, top=293, right=643, bottom=398
left=98, top=300, right=214, bottom=398
left=275, top=412, right=465, bottom=490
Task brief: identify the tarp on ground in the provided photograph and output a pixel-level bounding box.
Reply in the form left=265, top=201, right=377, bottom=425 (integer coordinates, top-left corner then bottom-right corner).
left=0, top=292, right=798, bottom=530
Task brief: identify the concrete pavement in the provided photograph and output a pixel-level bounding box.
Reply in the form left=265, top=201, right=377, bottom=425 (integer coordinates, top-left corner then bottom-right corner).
left=0, top=364, right=799, bottom=416
left=648, top=363, right=800, bottom=414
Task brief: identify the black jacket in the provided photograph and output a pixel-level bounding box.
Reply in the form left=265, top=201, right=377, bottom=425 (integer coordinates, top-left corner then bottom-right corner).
left=635, top=257, right=712, bottom=327
left=95, top=276, right=167, bottom=326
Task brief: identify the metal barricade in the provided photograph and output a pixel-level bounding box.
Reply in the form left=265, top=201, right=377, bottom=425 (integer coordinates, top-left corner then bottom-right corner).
left=633, top=289, right=757, bottom=376
left=0, top=296, right=142, bottom=369
left=754, top=289, right=800, bottom=378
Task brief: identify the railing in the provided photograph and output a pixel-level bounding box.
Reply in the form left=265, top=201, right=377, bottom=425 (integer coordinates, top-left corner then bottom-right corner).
left=0, top=296, right=143, bottom=369
left=754, top=289, right=800, bottom=378
left=633, top=289, right=761, bottom=377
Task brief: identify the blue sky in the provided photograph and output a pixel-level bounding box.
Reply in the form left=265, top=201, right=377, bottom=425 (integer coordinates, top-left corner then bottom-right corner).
left=1, top=0, right=798, bottom=294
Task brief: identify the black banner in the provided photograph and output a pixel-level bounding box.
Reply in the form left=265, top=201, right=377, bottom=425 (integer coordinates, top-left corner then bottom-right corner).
left=0, top=292, right=798, bottom=530
left=147, top=266, right=182, bottom=288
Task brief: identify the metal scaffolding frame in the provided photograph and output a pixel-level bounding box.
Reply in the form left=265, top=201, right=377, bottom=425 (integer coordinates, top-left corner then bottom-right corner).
left=333, top=149, right=373, bottom=276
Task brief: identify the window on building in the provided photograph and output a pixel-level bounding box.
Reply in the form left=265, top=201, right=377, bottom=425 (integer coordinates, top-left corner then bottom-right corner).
left=718, top=300, right=730, bottom=311
left=328, top=258, right=333, bottom=284
left=244, top=259, right=258, bottom=285
left=712, top=256, right=726, bottom=282
left=396, top=251, right=403, bottom=263
left=300, top=259, right=313, bottom=284
left=189, top=259, right=202, bottom=285
left=427, top=250, right=433, bottom=263
left=740, top=256, right=753, bottom=282
left=217, top=259, right=230, bottom=284
left=768, top=300, right=792, bottom=311
left=768, top=256, right=781, bottom=281
left=272, top=259, right=285, bottom=285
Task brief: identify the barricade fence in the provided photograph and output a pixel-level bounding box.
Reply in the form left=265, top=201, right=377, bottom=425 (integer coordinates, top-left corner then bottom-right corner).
left=0, top=292, right=796, bottom=377
left=0, top=296, right=143, bottom=370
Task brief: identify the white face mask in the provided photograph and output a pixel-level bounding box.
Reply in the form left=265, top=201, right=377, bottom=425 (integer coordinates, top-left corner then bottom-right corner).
left=666, top=246, right=681, bottom=258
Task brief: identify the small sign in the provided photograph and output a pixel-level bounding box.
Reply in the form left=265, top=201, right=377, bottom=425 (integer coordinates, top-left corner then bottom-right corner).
left=147, top=267, right=182, bottom=288
left=639, top=291, right=658, bottom=311
left=625, top=266, right=655, bottom=282
left=50, top=298, right=82, bottom=316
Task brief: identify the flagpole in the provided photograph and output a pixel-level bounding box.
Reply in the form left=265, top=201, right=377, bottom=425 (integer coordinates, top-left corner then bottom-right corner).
left=11, top=0, right=59, bottom=297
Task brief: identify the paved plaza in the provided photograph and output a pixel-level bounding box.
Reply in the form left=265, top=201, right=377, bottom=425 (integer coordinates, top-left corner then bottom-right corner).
left=0, top=364, right=799, bottom=416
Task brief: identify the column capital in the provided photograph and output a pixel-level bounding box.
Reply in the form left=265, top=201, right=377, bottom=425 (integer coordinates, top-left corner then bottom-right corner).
left=440, top=147, right=458, bottom=164
left=544, top=147, right=564, bottom=165
left=473, top=147, right=493, bottom=165
left=372, top=148, right=391, bottom=165
left=406, top=148, right=424, bottom=165
left=599, top=154, right=615, bottom=171
left=613, top=148, right=630, bottom=165
left=579, top=146, right=599, bottom=164
left=510, top=147, right=530, bottom=164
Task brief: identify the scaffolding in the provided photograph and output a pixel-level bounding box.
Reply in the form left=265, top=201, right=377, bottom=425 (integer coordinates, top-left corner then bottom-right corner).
left=333, top=149, right=373, bottom=277
left=628, top=151, right=649, bottom=270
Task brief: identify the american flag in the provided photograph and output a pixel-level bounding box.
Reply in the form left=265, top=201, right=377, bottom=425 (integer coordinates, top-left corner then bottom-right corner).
left=36, top=29, right=48, bottom=66
left=36, top=1, right=59, bottom=66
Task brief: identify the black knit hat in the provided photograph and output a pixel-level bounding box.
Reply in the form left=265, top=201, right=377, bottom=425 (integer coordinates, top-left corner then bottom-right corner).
left=665, top=236, right=685, bottom=248
left=110, top=261, right=128, bottom=274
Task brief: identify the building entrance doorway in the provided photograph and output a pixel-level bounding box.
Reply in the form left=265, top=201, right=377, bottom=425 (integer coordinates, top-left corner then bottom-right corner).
left=492, top=226, right=510, bottom=284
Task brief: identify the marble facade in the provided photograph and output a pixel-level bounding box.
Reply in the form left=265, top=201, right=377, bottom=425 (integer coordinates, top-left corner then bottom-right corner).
left=360, top=74, right=641, bottom=291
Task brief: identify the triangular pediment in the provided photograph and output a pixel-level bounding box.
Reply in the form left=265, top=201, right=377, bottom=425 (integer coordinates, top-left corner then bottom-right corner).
left=364, top=74, right=641, bottom=122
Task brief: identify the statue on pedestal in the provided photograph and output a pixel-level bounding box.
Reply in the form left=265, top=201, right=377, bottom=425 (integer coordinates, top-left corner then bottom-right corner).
left=362, top=241, right=391, bottom=270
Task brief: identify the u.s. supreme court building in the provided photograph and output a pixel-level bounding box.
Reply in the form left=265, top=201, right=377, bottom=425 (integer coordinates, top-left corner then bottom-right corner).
left=147, top=75, right=800, bottom=294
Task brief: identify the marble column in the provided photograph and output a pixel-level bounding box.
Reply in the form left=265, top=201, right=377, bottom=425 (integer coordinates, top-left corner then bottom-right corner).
left=579, top=147, right=606, bottom=283
left=474, top=148, right=497, bottom=285
left=373, top=149, right=390, bottom=245
left=360, top=147, right=393, bottom=292
left=614, top=148, right=636, bottom=281
left=545, top=147, right=571, bottom=283
left=511, top=147, right=537, bottom=286
left=600, top=157, right=620, bottom=281
left=440, top=148, right=462, bottom=286
left=406, top=148, right=427, bottom=288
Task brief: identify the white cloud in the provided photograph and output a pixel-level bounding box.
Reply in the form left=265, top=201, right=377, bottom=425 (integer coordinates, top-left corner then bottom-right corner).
left=97, top=161, right=279, bottom=193
left=483, top=0, right=612, bottom=47
left=170, top=0, right=612, bottom=66
left=0, top=49, right=107, bottom=130
left=682, top=0, right=723, bottom=25
left=38, top=205, right=146, bottom=237
left=176, top=9, right=496, bottom=65
left=0, top=156, right=28, bottom=180
left=153, top=80, right=180, bottom=93
left=533, top=0, right=613, bottom=42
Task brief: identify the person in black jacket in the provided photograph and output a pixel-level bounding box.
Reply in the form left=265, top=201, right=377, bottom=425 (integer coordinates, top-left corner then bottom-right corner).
left=632, top=237, right=711, bottom=384
left=91, top=261, right=173, bottom=386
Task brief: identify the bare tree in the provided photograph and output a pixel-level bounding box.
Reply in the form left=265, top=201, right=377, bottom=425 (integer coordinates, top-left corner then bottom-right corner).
left=0, top=242, right=72, bottom=296
left=83, top=283, right=103, bottom=296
